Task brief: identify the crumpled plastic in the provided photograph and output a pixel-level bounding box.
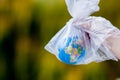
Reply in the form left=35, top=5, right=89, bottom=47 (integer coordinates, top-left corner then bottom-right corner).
left=45, top=0, right=120, bottom=65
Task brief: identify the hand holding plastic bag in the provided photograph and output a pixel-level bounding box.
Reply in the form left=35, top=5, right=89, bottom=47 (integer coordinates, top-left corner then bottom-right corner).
left=45, top=0, right=120, bottom=65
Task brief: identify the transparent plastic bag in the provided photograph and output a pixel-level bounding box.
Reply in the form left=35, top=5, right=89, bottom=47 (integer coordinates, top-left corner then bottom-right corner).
left=45, top=16, right=119, bottom=65
left=45, top=0, right=120, bottom=65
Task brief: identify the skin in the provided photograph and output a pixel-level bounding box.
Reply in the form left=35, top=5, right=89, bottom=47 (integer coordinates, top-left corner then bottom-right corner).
left=106, top=32, right=120, bottom=59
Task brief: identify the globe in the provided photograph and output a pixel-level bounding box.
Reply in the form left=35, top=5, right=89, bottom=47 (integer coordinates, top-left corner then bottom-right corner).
left=58, top=36, right=85, bottom=65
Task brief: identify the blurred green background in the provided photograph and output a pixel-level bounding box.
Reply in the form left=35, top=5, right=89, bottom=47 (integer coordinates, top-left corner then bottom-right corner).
left=0, top=0, right=120, bottom=80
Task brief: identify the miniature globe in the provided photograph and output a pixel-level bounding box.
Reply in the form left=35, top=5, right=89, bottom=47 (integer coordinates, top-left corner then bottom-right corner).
left=58, top=36, right=85, bottom=64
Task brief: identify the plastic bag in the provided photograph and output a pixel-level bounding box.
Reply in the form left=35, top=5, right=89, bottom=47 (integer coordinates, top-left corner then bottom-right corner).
left=45, top=0, right=120, bottom=65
